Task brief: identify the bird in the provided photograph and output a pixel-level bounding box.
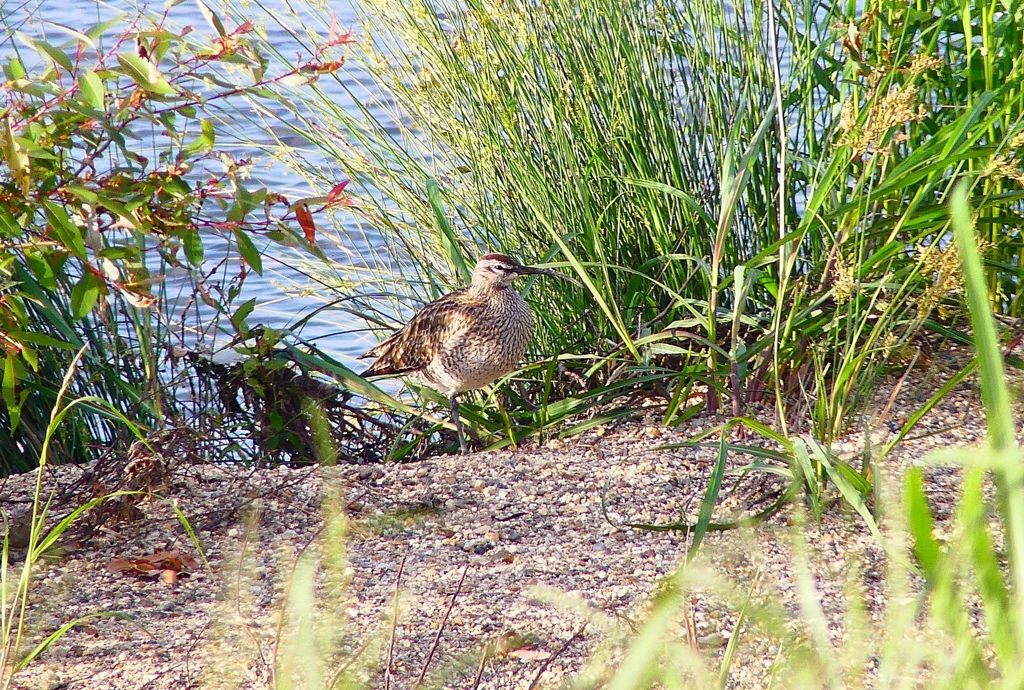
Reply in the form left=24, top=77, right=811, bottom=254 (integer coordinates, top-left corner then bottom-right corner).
left=359, top=253, right=576, bottom=454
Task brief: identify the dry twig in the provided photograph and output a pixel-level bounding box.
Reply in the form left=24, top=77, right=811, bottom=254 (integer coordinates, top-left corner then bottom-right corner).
left=384, top=554, right=408, bottom=690
left=414, top=563, right=470, bottom=688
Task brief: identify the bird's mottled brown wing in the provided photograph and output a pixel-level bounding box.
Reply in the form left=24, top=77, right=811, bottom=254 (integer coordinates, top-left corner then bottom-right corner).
left=360, top=288, right=474, bottom=377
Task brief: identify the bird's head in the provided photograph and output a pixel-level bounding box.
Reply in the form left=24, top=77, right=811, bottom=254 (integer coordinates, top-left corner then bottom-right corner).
left=470, top=253, right=578, bottom=288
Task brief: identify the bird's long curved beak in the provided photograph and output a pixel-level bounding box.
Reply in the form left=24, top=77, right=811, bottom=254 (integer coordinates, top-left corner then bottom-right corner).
left=515, top=265, right=583, bottom=287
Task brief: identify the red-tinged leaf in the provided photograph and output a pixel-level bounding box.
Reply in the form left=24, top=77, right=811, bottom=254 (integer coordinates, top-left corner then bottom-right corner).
left=108, top=557, right=148, bottom=574
left=327, top=14, right=354, bottom=45
left=234, top=21, right=254, bottom=35
left=295, top=201, right=316, bottom=248
left=197, top=284, right=222, bottom=312
left=327, top=180, right=351, bottom=205
left=299, top=60, right=345, bottom=74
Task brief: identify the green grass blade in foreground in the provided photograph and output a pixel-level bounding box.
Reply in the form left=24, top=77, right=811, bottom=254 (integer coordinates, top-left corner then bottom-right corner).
left=951, top=183, right=1015, bottom=451
left=960, top=466, right=1017, bottom=672
left=15, top=612, right=137, bottom=671
left=904, top=467, right=941, bottom=584
left=717, top=571, right=759, bottom=690
left=607, top=569, right=685, bottom=690
left=950, top=181, right=1024, bottom=658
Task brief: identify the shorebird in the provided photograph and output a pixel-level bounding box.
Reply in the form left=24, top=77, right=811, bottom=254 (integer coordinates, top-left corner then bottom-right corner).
left=359, top=253, right=575, bottom=454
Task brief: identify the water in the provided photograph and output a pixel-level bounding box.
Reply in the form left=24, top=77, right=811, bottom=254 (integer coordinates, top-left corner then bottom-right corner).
left=1, top=0, right=379, bottom=368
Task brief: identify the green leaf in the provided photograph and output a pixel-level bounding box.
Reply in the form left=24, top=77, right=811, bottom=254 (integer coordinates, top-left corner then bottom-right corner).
left=2, top=354, right=16, bottom=412
left=70, top=271, right=100, bottom=320
left=0, top=205, right=20, bottom=237
left=96, top=246, right=139, bottom=261
left=116, top=53, right=176, bottom=95
left=793, top=440, right=821, bottom=523
left=20, top=344, right=38, bottom=372
left=182, top=119, right=215, bottom=157
left=182, top=230, right=204, bottom=266
left=19, top=343, right=37, bottom=376
left=78, top=70, right=105, bottom=110
left=2, top=116, right=31, bottom=195
left=25, top=250, right=57, bottom=290
left=3, top=57, right=26, bottom=81
left=195, top=0, right=227, bottom=37
left=42, top=201, right=87, bottom=259
left=227, top=182, right=252, bottom=222
left=85, top=16, right=127, bottom=41
left=16, top=32, right=73, bottom=73
left=63, top=184, right=98, bottom=204
left=8, top=331, right=76, bottom=350
left=234, top=229, right=263, bottom=275
left=44, top=22, right=96, bottom=49
left=951, top=183, right=1015, bottom=451
left=231, top=297, right=256, bottom=333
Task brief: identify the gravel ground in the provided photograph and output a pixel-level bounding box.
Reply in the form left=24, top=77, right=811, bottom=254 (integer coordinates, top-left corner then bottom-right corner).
left=0, top=355, right=995, bottom=689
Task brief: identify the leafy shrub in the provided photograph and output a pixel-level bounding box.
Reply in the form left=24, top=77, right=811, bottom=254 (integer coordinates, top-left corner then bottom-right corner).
left=0, top=7, right=327, bottom=474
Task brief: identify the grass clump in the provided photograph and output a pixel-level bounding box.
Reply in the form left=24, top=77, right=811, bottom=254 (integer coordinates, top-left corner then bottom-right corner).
left=224, top=0, right=1024, bottom=459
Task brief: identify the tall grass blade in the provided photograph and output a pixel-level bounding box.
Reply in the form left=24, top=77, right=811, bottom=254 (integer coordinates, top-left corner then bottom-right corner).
left=689, top=432, right=730, bottom=561
left=950, top=183, right=1015, bottom=451
left=903, top=467, right=940, bottom=584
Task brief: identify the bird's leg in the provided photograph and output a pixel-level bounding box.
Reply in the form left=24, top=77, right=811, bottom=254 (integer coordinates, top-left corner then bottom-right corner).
left=449, top=393, right=469, bottom=455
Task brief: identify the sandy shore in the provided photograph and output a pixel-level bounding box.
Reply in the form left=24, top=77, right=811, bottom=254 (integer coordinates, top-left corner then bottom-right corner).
left=1, top=359, right=987, bottom=689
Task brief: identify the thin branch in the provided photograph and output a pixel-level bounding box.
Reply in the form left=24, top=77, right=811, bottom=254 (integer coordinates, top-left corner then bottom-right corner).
left=327, top=634, right=376, bottom=689
left=527, top=624, right=588, bottom=690
left=414, top=563, right=470, bottom=688
left=384, top=554, right=408, bottom=690
left=470, top=643, right=489, bottom=690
